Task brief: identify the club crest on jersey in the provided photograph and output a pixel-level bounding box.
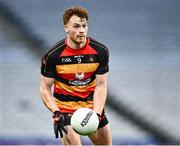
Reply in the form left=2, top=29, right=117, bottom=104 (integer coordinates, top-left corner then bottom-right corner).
left=90, top=57, right=94, bottom=62
left=75, top=72, right=84, bottom=80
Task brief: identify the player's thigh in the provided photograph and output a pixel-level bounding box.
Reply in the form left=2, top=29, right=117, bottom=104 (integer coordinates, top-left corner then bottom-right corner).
left=61, top=125, right=82, bottom=145
left=88, top=123, right=112, bottom=145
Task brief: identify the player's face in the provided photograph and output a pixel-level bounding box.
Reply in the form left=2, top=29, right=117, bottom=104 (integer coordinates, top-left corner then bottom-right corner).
left=65, top=15, right=88, bottom=45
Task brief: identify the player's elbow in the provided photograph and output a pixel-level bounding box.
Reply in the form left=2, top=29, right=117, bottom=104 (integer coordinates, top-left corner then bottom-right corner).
left=96, top=80, right=107, bottom=89
left=39, top=86, right=47, bottom=98
left=39, top=87, right=50, bottom=105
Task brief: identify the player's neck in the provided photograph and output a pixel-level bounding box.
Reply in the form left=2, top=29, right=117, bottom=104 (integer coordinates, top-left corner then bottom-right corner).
left=66, top=37, right=86, bottom=49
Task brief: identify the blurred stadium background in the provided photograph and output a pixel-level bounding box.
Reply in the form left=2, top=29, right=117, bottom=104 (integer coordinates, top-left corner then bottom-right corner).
left=0, top=0, right=180, bottom=145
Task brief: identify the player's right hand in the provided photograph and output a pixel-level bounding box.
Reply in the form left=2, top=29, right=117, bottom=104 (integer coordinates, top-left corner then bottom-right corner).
left=53, top=111, right=67, bottom=138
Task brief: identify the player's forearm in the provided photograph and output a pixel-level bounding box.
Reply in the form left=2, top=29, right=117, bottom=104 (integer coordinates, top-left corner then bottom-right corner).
left=40, top=88, right=59, bottom=113
left=93, top=84, right=107, bottom=115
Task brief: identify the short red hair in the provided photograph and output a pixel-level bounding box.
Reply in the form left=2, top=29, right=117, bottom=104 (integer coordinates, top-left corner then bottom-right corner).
left=63, top=6, right=89, bottom=25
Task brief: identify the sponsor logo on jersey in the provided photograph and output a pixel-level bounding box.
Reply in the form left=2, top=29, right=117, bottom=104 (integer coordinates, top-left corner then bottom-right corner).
left=69, top=78, right=91, bottom=86
left=61, top=58, right=72, bottom=63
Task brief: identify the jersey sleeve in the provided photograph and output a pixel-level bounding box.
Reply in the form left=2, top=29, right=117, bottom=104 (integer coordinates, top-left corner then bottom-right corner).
left=96, top=47, right=109, bottom=74
left=41, top=53, right=56, bottom=78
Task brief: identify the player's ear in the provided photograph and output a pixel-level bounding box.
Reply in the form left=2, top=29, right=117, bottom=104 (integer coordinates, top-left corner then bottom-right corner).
left=64, top=25, right=69, bottom=33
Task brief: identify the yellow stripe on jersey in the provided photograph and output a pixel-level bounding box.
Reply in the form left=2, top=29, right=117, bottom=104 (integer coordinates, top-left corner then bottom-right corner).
left=54, top=97, right=93, bottom=112
left=56, top=63, right=99, bottom=74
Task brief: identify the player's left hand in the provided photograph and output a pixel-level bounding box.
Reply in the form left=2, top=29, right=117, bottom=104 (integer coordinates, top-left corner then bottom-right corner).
left=53, top=111, right=67, bottom=138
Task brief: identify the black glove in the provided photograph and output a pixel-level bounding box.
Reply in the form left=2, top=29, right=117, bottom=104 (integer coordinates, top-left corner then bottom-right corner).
left=53, top=111, right=67, bottom=138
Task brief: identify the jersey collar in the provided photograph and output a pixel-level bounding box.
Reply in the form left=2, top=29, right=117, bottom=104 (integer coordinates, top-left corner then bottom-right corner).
left=65, top=37, right=89, bottom=50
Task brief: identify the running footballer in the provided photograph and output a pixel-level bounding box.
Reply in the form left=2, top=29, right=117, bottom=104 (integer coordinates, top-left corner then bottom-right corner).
left=40, top=6, right=112, bottom=145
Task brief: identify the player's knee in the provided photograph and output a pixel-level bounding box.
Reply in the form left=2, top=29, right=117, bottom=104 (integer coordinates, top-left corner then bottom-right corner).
left=61, top=132, right=81, bottom=145
left=89, top=124, right=112, bottom=145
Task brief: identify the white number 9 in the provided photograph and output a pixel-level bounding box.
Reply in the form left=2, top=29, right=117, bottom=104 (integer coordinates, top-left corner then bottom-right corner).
left=77, top=58, right=81, bottom=63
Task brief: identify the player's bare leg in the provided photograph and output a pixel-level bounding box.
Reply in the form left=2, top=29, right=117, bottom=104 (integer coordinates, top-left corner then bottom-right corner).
left=88, top=123, right=112, bottom=145
left=61, top=125, right=82, bottom=145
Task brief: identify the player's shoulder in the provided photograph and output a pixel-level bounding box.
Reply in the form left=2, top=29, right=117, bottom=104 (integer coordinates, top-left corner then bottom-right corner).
left=89, top=37, right=109, bottom=54
left=43, top=38, right=66, bottom=57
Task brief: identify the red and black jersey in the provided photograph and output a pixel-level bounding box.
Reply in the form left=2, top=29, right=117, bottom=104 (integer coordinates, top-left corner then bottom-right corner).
left=41, top=37, right=109, bottom=113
